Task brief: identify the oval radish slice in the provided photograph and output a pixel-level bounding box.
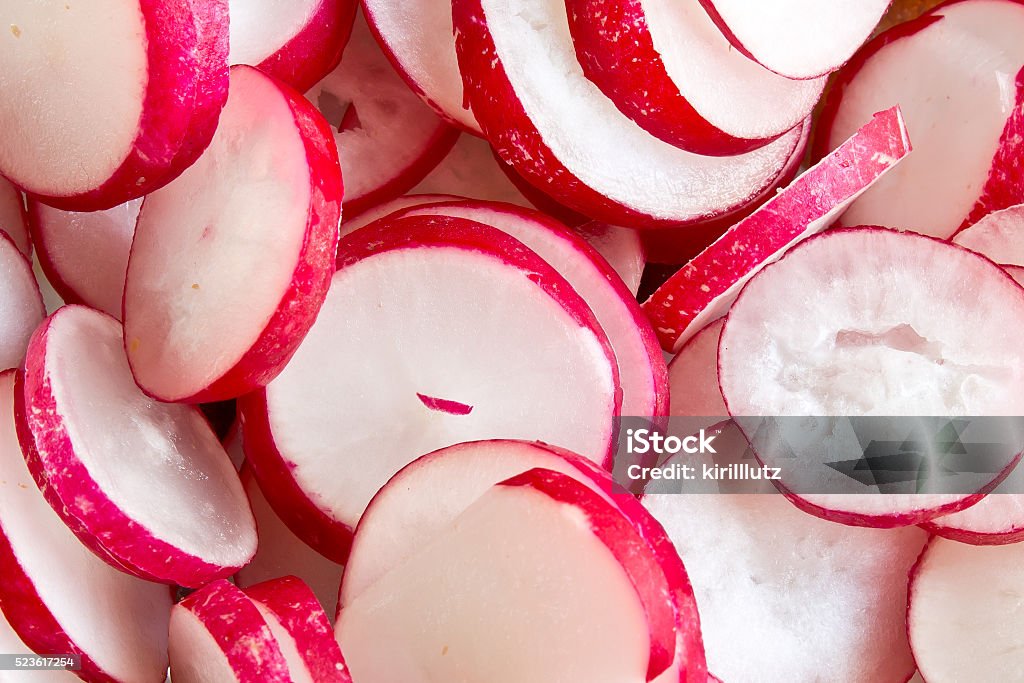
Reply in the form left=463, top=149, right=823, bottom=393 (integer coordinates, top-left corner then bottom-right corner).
left=28, top=198, right=140, bottom=319
left=817, top=0, right=1024, bottom=238
left=566, top=0, right=823, bottom=155
left=410, top=133, right=533, bottom=206
left=0, top=370, right=173, bottom=683
left=719, top=228, right=1024, bottom=526
left=453, top=0, right=805, bottom=229
left=0, top=0, right=229, bottom=211
left=0, top=233, right=44, bottom=371
left=240, top=214, right=620, bottom=562
left=229, top=0, right=357, bottom=93
left=309, top=12, right=457, bottom=218
left=0, top=177, right=29, bottom=256
left=668, top=318, right=727, bottom=419
left=124, top=65, right=342, bottom=403
left=698, top=0, right=892, bottom=79
left=18, top=306, right=257, bottom=587
left=952, top=203, right=1024, bottom=266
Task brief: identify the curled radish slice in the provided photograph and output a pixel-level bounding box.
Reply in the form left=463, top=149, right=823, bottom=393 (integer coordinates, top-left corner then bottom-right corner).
left=0, top=177, right=29, bottom=255
left=719, top=228, right=1024, bottom=526
left=124, top=65, right=342, bottom=403
left=18, top=306, right=257, bottom=587
left=0, top=370, right=173, bottom=683
left=241, top=214, right=619, bottom=562
left=0, top=232, right=44, bottom=371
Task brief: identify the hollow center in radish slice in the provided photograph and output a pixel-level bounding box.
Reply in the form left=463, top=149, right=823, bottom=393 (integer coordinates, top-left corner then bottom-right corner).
left=229, top=0, right=321, bottom=65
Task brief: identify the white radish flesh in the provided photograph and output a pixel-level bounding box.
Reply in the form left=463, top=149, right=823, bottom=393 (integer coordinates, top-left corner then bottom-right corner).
left=953, top=203, right=1024, bottom=266
left=0, top=233, right=44, bottom=370
left=667, top=318, right=726, bottom=419
left=410, top=133, right=532, bottom=206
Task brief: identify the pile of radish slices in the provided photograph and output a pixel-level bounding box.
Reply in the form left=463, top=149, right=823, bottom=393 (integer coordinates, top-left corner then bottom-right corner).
left=4, top=0, right=1024, bottom=680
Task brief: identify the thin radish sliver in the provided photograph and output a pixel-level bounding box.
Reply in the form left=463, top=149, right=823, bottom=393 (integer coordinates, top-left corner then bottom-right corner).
left=341, top=194, right=460, bottom=236
left=0, top=232, right=44, bottom=370
left=0, top=176, right=29, bottom=255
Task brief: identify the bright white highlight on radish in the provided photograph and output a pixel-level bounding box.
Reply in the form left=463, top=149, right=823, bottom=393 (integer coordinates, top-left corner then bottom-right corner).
left=229, top=0, right=321, bottom=66
left=0, top=233, right=44, bottom=370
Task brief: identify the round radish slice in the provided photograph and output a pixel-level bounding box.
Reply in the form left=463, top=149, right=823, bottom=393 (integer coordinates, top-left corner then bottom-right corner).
left=953, top=203, right=1024, bottom=266
left=0, top=232, right=44, bottom=371
left=309, top=12, right=457, bottom=217
left=719, top=228, right=1024, bottom=526
left=169, top=579, right=290, bottom=682
left=28, top=198, right=140, bottom=319
left=0, top=0, right=229, bottom=211
left=817, top=0, right=1024, bottom=238
left=240, top=214, right=620, bottom=562
left=668, top=318, right=727, bottom=419
left=566, top=0, right=823, bottom=155
left=0, top=370, right=173, bottom=683
left=0, top=176, right=29, bottom=256
left=18, top=306, right=257, bottom=587
left=908, top=538, right=1024, bottom=681
left=124, top=65, right=342, bottom=403
left=229, top=0, right=357, bottom=93
left=410, top=133, right=532, bottom=206
left=697, top=0, right=892, bottom=79
left=453, top=0, right=805, bottom=229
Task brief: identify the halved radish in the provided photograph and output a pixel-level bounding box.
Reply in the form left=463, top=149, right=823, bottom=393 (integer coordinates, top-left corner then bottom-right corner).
left=240, top=214, right=619, bottom=562
left=566, top=0, right=823, bottom=154
left=644, top=107, right=910, bottom=351
left=0, top=176, right=29, bottom=255
left=453, top=0, right=806, bottom=228
left=816, top=0, right=1024, bottom=239
left=169, top=579, right=289, bottom=682
left=124, top=65, right=342, bottom=403
left=308, top=11, right=457, bottom=217
left=908, top=538, right=1024, bottom=681
left=719, top=228, right=1024, bottom=526
left=0, top=232, right=44, bottom=371
left=952, top=203, right=1024, bottom=267
left=668, top=318, right=726, bottom=419
left=244, top=577, right=351, bottom=683
left=28, top=198, right=140, bottom=319
left=410, top=133, right=533, bottom=207
left=362, top=0, right=480, bottom=132
left=229, top=0, right=357, bottom=93
left=18, top=306, right=257, bottom=587
left=0, top=370, right=173, bottom=683
left=0, top=0, right=229, bottom=211
left=698, top=0, right=892, bottom=79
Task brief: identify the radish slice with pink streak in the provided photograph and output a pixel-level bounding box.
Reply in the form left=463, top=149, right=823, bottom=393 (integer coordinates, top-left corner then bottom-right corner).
left=0, top=232, right=44, bottom=370
left=0, top=177, right=29, bottom=255
left=0, top=369, right=173, bottom=683
left=17, top=306, right=257, bottom=587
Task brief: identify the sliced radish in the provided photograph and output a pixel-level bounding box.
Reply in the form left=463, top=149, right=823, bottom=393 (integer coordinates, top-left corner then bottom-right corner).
left=908, top=538, right=1024, bottom=681
left=0, top=370, right=173, bottom=683
left=0, top=232, right=44, bottom=371
left=362, top=0, right=480, bottom=132
left=644, top=107, right=910, bottom=351
left=0, top=0, right=229, bottom=211
left=0, top=176, right=29, bottom=255
left=952, top=203, right=1024, bottom=267
left=124, top=65, right=342, bottom=403
left=28, top=198, right=140, bottom=319
left=18, top=306, right=257, bottom=587
left=241, top=214, right=619, bottom=562
left=719, top=228, right=1024, bottom=526
left=576, top=222, right=646, bottom=297
left=668, top=318, right=726, bottom=419
left=244, top=577, right=351, bottom=683
left=566, top=0, right=823, bottom=154
left=229, top=0, right=357, bottom=93
left=967, top=65, right=1024, bottom=228
left=341, top=194, right=460, bottom=236
left=816, top=0, right=1024, bottom=239
left=235, top=466, right=343, bottom=617
left=169, top=579, right=289, bottom=682
left=308, top=12, right=457, bottom=217
left=453, top=0, right=806, bottom=228
left=410, top=133, right=533, bottom=206
left=1007, top=264, right=1024, bottom=285
left=698, top=0, right=891, bottom=79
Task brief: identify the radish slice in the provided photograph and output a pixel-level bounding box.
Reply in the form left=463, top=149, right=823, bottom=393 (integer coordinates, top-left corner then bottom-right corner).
left=18, top=306, right=257, bottom=587
left=576, top=222, right=646, bottom=297
left=908, top=538, right=1024, bottom=681
left=337, top=469, right=667, bottom=683
left=169, top=579, right=290, bottom=682
left=28, top=198, right=140, bottom=319
left=410, top=133, right=533, bottom=206
left=362, top=0, right=480, bottom=132
left=309, top=12, right=457, bottom=217
left=0, top=177, right=29, bottom=255
left=817, top=0, right=1024, bottom=239
left=0, top=370, right=173, bottom=683
left=229, top=0, right=357, bottom=93
left=240, top=214, right=620, bottom=562
left=0, top=0, right=229, bottom=211
left=235, top=466, right=343, bottom=617
left=0, top=233, right=44, bottom=370
left=719, top=228, right=1024, bottom=526
left=341, top=194, right=460, bottom=235
left=953, top=203, right=1024, bottom=266
left=453, top=0, right=805, bottom=228
left=698, top=0, right=891, bottom=79
left=668, top=318, right=726, bottom=419
left=566, top=0, right=823, bottom=154
left=644, top=107, right=910, bottom=351
left=244, top=577, right=351, bottom=683
left=124, top=65, right=342, bottom=403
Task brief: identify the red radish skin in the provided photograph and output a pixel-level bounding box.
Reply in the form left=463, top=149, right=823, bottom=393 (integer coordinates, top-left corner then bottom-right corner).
left=0, top=609, right=78, bottom=682
left=0, top=0, right=229, bottom=211
left=644, top=107, right=910, bottom=352
left=0, top=177, right=29, bottom=255
left=124, top=65, right=342, bottom=403
left=0, top=232, right=44, bottom=370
